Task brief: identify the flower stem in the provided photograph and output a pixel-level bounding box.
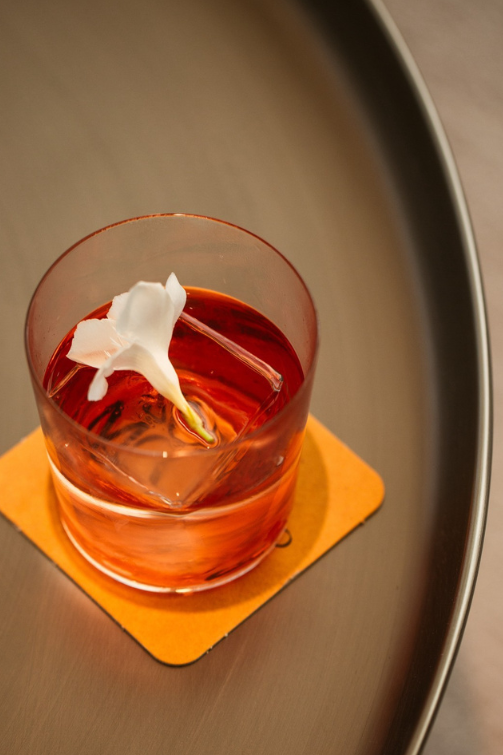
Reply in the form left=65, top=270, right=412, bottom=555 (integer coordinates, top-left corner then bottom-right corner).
left=183, top=403, right=215, bottom=444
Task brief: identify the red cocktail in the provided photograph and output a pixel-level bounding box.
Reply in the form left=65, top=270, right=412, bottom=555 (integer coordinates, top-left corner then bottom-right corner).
left=26, top=216, right=318, bottom=592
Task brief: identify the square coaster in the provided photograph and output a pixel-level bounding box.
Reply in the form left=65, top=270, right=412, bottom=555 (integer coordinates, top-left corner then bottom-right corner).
left=0, top=415, right=384, bottom=665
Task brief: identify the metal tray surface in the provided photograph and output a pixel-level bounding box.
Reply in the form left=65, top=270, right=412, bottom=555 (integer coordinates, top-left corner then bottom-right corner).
left=0, top=1, right=491, bottom=754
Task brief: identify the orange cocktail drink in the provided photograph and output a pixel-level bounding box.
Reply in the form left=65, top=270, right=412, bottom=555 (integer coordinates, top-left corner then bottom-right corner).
left=26, top=215, right=318, bottom=592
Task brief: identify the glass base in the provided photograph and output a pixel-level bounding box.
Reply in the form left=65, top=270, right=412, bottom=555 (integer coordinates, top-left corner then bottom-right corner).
left=62, top=522, right=282, bottom=594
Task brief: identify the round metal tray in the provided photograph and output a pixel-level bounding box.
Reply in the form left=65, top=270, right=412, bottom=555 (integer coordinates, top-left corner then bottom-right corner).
left=0, top=0, right=491, bottom=753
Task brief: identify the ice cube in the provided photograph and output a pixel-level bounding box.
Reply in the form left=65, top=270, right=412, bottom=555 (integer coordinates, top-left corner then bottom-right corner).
left=48, top=313, right=286, bottom=511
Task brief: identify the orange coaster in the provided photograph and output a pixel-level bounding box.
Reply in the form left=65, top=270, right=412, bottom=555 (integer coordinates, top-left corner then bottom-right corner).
left=0, top=415, right=383, bottom=665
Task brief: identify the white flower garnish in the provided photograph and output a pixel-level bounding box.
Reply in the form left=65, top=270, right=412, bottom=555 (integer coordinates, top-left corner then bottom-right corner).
left=67, top=273, right=213, bottom=443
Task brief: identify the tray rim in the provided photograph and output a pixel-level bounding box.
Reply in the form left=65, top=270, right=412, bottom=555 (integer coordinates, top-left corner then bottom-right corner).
left=367, top=1, right=492, bottom=751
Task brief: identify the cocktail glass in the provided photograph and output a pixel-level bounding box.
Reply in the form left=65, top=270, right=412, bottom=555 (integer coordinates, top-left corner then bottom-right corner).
left=25, top=215, right=318, bottom=593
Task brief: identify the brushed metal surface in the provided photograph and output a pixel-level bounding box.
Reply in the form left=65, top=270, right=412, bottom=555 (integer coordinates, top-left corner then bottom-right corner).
left=0, top=1, right=490, bottom=754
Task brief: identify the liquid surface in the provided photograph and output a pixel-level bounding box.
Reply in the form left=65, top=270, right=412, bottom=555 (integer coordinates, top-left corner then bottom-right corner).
left=45, top=287, right=304, bottom=453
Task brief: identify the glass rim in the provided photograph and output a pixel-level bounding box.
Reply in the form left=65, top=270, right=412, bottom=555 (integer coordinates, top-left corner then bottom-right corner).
left=25, top=213, right=319, bottom=459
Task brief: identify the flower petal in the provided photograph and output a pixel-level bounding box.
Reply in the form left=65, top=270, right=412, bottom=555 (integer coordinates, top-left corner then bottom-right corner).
left=115, top=281, right=182, bottom=353
left=165, top=273, right=186, bottom=320
left=107, top=291, right=130, bottom=322
left=88, top=342, right=189, bottom=414
left=67, top=318, right=127, bottom=368
left=88, top=364, right=113, bottom=401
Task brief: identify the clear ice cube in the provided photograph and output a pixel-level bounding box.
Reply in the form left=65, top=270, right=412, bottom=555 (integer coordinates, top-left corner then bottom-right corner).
left=72, top=314, right=285, bottom=510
